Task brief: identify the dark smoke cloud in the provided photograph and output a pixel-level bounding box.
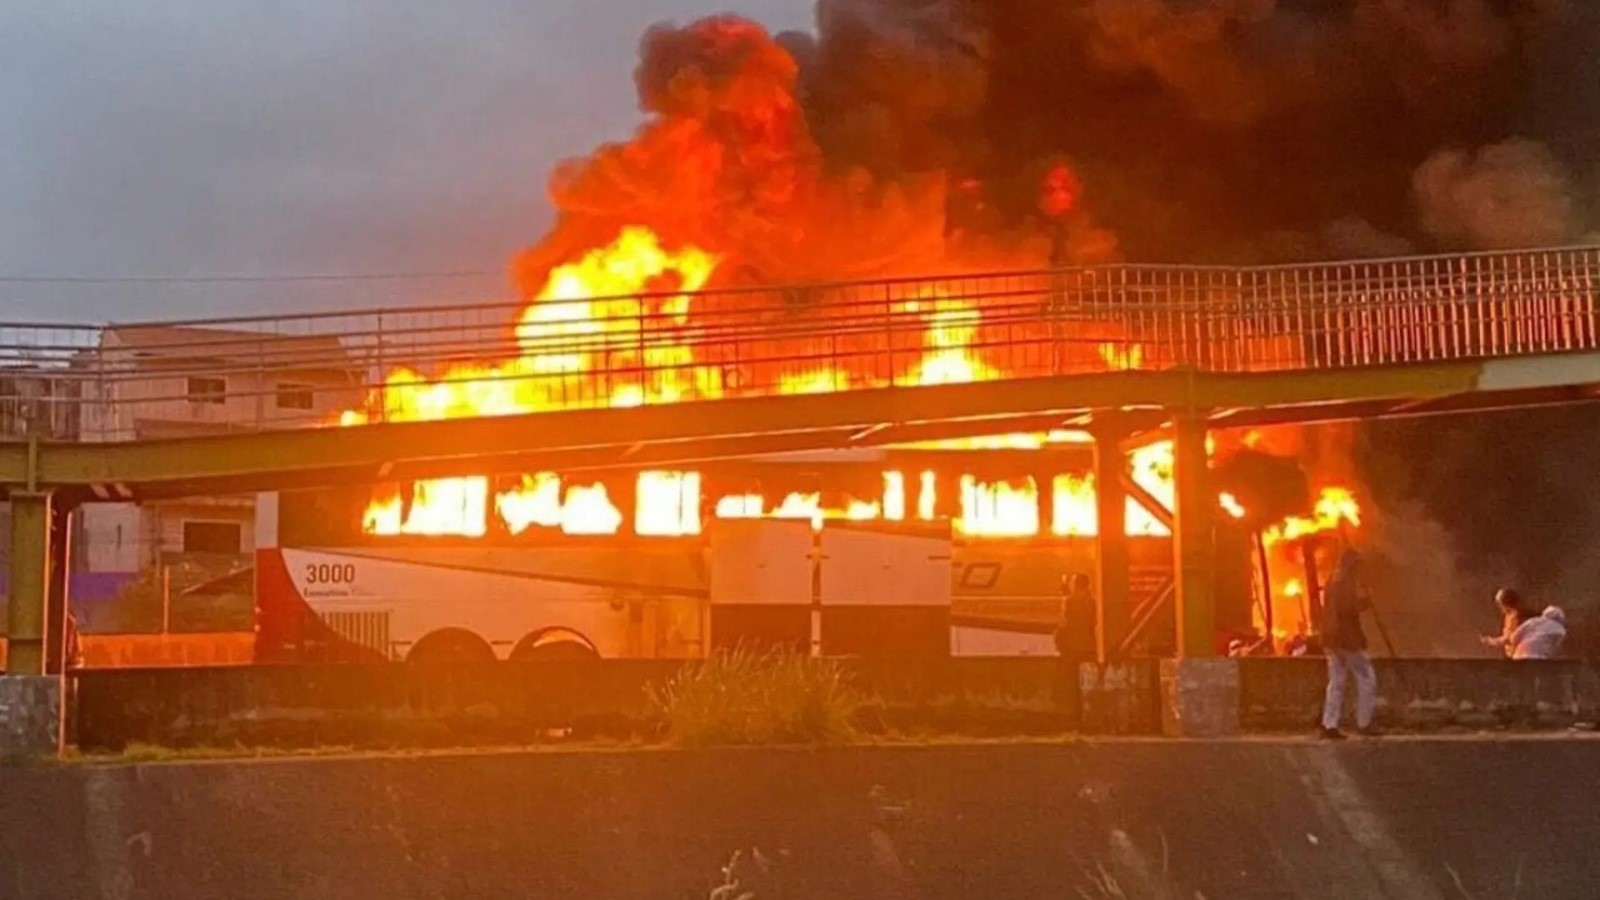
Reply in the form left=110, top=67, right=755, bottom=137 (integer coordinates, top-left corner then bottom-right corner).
left=1413, top=137, right=1578, bottom=249
left=847, top=0, right=1596, bottom=259
left=528, top=0, right=1597, bottom=283
left=519, top=2, right=1600, bottom=636
left=514, top=15, right=982, bottom=292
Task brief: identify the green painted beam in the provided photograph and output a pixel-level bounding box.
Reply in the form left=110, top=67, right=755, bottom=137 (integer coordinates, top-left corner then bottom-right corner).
left=5, top=355, right=1589, bottom=501
left=1172, top=414, right=1217, bottom=658
left=1091, top=419, right=1131, bottom=663
left=6, top=491, right=52, bottom=675
left=4, top=371, right=1188, bottom=490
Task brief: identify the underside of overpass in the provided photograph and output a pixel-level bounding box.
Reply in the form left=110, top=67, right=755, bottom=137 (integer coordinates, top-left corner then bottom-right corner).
left=6, top=353, right=1600, bottom=500
left=5, top=351, right=1600, bottom=675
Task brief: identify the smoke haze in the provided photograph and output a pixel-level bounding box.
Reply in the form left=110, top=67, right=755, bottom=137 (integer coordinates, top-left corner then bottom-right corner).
left=525, top=0, right=1599, bottom=288
left=514, top=1, right=1600, bottom=641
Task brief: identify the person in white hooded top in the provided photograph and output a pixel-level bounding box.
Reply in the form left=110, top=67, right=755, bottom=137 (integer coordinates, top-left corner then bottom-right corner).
left=1482, top=591, right=1567, bottom=659
left=1506, top=606, right=1567, bottom=660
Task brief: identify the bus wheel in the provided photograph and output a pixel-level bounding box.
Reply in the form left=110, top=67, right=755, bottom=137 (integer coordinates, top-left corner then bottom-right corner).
left=509, top=628, right=600, bottom=662
left=407, top=628, right=496, bottom=663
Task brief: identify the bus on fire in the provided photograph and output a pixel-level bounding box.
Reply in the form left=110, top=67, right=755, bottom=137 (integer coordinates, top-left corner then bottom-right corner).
left=252, top=450, right=1257, bottom=663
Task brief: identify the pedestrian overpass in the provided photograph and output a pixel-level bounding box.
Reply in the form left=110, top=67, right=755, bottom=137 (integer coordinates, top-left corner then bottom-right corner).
left=4, top=245, right=1599, bottom=670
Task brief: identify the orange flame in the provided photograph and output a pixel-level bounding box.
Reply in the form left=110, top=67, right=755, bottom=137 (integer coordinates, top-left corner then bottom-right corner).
left=1051, top=474, right=1097, bottom=536
left=341, top=223, right=1360, bottom=554
left=1254, top=486, right=1364, bottom=641
left=636, top=470, right=702, bottom=537
left=494, top=473, right=626, bottom=536
left=1264, top=486, right=1362, bottom=545
left=958, top=475, right=1039, bottom=537
left=1097, top=342, right=1144, bottom=371
left=1219, top=492, right=1247, bottom=519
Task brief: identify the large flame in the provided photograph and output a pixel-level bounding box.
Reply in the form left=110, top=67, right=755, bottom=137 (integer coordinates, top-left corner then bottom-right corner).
left=341, top=227, right=721, bottom=429
left=1253, top=485, right=1364, bottom=642
left=341, top=224, right=1360, bottom=565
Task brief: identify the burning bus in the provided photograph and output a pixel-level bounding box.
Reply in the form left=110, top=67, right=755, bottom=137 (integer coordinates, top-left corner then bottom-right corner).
left=247, top=224, right=1360, bottom=662
left=253, top=445, right=1260, bottom=663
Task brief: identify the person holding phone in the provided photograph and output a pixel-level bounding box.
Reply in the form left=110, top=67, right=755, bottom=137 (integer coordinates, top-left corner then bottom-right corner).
left=1320, top=548, right=1377, bottom=740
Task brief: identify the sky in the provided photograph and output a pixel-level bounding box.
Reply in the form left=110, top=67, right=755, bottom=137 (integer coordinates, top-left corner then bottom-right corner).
left=0, top=0, right=811, bottom=324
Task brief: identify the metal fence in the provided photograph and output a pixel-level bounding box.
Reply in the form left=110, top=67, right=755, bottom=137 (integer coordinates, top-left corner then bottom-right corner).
left=2, top=246, right=1596, bottom=441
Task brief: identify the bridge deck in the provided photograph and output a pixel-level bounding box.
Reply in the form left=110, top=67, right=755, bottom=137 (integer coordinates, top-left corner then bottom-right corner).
left=2, top=245, right=1598, bottom=496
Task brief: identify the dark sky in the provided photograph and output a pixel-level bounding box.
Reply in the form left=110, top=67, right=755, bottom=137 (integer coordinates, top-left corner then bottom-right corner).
left=0, top=0, right=808, bottom=322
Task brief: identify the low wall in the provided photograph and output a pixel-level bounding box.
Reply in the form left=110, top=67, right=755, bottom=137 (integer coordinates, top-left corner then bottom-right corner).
left=74, top=658, right=1089, bottom=751
left=71, top=656, right=1600, bottom=751
left=3, top=740, right=1600, bottom=900
left=1240, top=657, right=1600, bottom=731
left=0, top=633, right=255, bottom=671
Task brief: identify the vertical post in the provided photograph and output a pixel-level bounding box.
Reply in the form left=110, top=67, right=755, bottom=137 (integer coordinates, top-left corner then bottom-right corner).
left=7, top=491, right=54, bottom=675
left=162, top=564, right=172, bottom=634
left=43, top=502, right=72, bottom=676
left=1091, top=421, right=1130, bottom=663
left=1254, top=531, right=1274, bottom=649
left=613, top=472, right=640, bottom=540
left=1050, top=222, right=1067, bottom=375
left=1301, top=540, right=1323, bottom=637
left=1034, top=469, right=1056, bottom=540
left=255, top=338, right=266, bottom=430
left=1172, top=413, right=1216, bottom=658
left=935, top=471, right=960, bottom=521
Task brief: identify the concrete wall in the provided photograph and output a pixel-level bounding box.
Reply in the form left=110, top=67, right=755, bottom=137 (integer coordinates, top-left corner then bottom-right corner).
left=78, top=503, right=144, bottom=574
left=70, top=657, right=1600, bottom=752
left=0, top=635, right=255, bottom=673
left=72, top=658, right=1084, bottom=751
left=3, top=740, right=1599, bottom=900
left=1240, top=657, right=1600, bottom=731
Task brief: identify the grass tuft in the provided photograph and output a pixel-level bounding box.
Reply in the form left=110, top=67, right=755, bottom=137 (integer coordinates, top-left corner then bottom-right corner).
left=649, top=648, right=860, bottom=747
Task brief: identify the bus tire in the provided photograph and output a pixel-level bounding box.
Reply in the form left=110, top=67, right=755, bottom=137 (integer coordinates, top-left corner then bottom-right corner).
left=509, top=628, right=600, bottom=662
left=406, top=628, right=497, bottom=663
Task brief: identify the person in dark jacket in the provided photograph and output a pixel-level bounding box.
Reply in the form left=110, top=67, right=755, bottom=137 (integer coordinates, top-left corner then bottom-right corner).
left=1054, top=573, right=1097, bottom=661
left=1320, top=548, right=1377, bottom=739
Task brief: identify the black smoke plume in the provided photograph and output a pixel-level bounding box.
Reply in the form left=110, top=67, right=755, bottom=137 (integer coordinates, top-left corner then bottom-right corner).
left=519, top=2, right=1600, bottom=638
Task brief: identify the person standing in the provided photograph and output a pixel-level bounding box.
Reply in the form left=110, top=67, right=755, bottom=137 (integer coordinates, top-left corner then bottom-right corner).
left=1320, top=549, right=1377, bottom=740
left=1054, top=573, right=1097, bottom=661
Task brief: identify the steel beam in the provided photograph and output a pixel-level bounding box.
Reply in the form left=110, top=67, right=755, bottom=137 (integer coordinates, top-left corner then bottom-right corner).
left=1120, top=473, right=1176, bottom=532
left=1172, top=414, right=1216, bottom=658
left=1091, top=418, right=1130, bottom=663
left=43, top=502, right=72, bottom=676
left=6, top=491, right=53, bottom=675
left=5, top=356, right=1597, bottom=504
left=7, top=371, right=1183, bottom=491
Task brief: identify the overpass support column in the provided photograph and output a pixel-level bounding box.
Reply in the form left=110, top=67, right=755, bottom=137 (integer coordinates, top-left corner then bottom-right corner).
left=2, top=489, right=65, bottom=757
left=1172, top=414, right=1216, bottom=657
left=1091, top=419, right=1130, bottom=663
left=6, top=491, right=57, bottom=676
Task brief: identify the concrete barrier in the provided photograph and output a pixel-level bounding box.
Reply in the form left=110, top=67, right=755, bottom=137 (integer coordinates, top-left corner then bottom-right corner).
left=0, top=677, right=58, bottom=757
left=1239, top=657, right=1600, bottom=731
left=73, top=658, right=1088, bottom=751
left=0, top=633, right=255, bottom=671
left=1160, top=658, right=1240, bottom=736
left=3, top=739, right=1600, bottom=900
left=67, top=657, right=1600, bottom=752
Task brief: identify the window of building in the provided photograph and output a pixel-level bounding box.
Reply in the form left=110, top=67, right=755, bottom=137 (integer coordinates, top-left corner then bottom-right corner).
left=275, top=381, right=315, bottom=411
left=182, top=520, right=242, bottom=555
left=185, top=376, right=227, bottom=405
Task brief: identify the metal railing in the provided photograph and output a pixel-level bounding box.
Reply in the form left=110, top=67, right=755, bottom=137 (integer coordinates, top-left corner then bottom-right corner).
left=2, top=246, right=1596, bottom=442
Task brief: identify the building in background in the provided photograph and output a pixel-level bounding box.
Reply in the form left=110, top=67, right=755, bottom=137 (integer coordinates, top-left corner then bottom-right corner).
left=4, top=325, right=363, bottom=632
left=0, top=365, right=82, bottom=441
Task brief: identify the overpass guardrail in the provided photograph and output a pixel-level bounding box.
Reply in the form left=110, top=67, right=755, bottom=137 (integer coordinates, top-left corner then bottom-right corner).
left=2, top=245, right=1596, bottom=442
